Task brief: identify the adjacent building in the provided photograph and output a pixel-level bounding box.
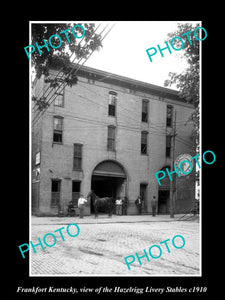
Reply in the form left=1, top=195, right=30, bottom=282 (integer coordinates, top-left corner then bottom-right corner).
left=32, top=64, right=196, bottom=216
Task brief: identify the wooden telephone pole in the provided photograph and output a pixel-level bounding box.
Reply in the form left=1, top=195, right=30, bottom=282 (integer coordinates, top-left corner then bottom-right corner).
left=170, top=110, right=176, bottom=218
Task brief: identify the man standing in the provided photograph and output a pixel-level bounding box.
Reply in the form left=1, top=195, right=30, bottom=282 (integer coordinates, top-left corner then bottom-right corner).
left=78, top=194, right=87, bottom=218
left=135, top=196, right=142, bottom=214
left=122, top=196, right=128, bottom=215
left=115, top=197, right=122, bottom=215
left=151, top=195, right=157, bottom=217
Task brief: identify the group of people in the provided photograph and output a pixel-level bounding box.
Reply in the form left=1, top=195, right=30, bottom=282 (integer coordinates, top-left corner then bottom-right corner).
left=115, top=196, right=128, bottom=215
left=135, top=195, right=157, bottom=216
left=67, top=194, right=87, bottom=218
left=68, top=194, right=157, bottom=218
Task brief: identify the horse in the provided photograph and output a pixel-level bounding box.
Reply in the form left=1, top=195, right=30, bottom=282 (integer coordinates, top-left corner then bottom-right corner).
left=87, top=190, right=114, bottom=218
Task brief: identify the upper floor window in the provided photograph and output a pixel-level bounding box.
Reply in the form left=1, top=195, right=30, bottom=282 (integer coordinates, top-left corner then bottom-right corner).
left=166, top=105, right=173, bottom=127
left=166, top=135, right=172, bottom=157
left=53, top=116, right=63, bottom=143
left=141, top=131, right=148, bottom=155
left=45, top=74, right=64, bottom=107
left=73, top=143, right=83, bottom=170
left=108, top=91, right=117, bottom=117
left=142, top=99, right=149, bottom=122
left=107, top=125, right=116, bottom=151
left=54, top=90, right=64, bottom=107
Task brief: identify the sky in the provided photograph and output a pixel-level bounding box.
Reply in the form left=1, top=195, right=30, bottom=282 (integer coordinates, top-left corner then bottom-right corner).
left=85, top=21, right=200, bottom=89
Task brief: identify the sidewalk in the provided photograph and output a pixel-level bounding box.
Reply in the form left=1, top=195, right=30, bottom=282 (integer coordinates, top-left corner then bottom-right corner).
left=31, top=213, right=199, bottom=225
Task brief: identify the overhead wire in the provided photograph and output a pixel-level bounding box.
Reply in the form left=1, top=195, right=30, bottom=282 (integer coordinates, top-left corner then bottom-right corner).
left=61, top=88, right=166, bottom=135
left=32, top=23, right=107, bottom=122
left=33, top=23, right=103, bottom=107
left=43, top=89, right=197, bottom=145
left=35, top=80, right=197, bottom=150
left=36, top=75, right=197, bottom=146
left=31, top=23, right=197, bottom=151
left=175, top=136, right=196, bottom=149
left=32, top=23, right=113, bottom=126
left=32, top=23, right=197, bottom=147
left=32, top=23, right=115, bottom=126
left=76, top=73, right=195, bottom=129
left=68, top=80, right=197, bottom=141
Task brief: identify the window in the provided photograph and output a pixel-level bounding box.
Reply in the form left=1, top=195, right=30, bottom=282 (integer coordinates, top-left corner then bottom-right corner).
left=166, top=105, right=173, bottom=127
left=88, top=78, right=95, bottom=84
left=53, top=116, right=63, bottom=143
left=107, top=125, right=116, bottom=151
left=45, top=74, right=64, bottom=107
left=141, top=131, right=148, bottom=154
left=142, top=99, right=149, bottom=122
left=73, top=144, right=82, bottom=170
left=166, top=135, right=172, bottom=157
left=72, top=180, right=81, bottom=207
left=54, top=90, right=64, bottom=107
left=51, top=179, right=61, bottom=207
left=108, top=91, right=117, bottom=116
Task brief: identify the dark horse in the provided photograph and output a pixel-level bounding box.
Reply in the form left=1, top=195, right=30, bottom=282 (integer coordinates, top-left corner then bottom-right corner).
left=87, top=190, right=114, bottom=218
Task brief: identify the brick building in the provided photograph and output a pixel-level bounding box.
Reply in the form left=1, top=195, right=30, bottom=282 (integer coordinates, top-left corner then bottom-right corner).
left=32, top=64, right=196, bottom=216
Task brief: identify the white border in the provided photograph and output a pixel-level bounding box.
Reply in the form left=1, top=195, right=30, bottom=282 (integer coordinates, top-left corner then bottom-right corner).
left=29, top=20, right=202, bottom=277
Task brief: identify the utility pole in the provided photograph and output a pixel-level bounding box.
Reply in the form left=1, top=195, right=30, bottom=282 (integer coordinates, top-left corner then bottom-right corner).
left=170, top=110, right=176, bottom=218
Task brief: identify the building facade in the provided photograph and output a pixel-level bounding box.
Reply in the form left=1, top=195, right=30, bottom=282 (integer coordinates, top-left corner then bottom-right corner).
left=32, top=64, right=196, bottom=216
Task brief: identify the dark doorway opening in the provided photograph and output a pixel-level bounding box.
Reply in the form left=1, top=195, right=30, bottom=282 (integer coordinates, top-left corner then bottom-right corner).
left=158, top=190, right=170, bottom=214
left=91, top=175, right=125, bottom=213
left=140, top=183, right=148, bottom=212
left=72, top=180, right=81, bottom=206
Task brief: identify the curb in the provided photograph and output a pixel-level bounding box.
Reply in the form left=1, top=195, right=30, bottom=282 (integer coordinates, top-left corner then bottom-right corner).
left=31, top=214, right=199, bottom=225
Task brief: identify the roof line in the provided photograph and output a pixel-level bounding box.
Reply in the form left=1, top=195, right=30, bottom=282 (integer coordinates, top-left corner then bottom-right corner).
left=47, top=61, right=191, bottom=103
left=74, top=63, right=179, bottom=97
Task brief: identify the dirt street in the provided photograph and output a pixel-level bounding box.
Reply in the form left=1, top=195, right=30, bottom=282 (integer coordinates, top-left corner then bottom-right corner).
left=30, top=215, right=200, bottom=276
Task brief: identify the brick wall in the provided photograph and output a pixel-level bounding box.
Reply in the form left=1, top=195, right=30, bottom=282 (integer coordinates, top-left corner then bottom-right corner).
left=32, top=67, right=195, bottom=216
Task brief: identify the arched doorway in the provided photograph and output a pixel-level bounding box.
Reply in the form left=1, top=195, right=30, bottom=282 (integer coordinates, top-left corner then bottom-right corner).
left=91, top=160, right=127, bottom=213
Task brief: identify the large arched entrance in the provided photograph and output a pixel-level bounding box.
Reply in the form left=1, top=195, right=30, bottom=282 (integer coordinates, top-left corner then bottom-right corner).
left=91, top=160, right=127, bottom=213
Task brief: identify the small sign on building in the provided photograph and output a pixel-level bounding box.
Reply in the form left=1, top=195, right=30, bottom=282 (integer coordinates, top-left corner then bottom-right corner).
left=35, top=152, right=40, bottom=165
left=32, top=167, right=40, bottom=182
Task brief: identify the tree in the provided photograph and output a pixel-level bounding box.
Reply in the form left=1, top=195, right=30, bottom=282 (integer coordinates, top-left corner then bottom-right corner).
left=164, top=23, right=201, bottom=198
left=31, top=23, right=102, bottom=110
left=164, top=23, right=200, bottom=147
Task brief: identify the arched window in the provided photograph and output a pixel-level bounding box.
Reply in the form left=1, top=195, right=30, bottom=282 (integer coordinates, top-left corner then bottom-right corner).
left=142, top=99, right=149, bottom=122
left=108, top=91, right=117, bottom=116
left=166, top=105, right=173, bottom=127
